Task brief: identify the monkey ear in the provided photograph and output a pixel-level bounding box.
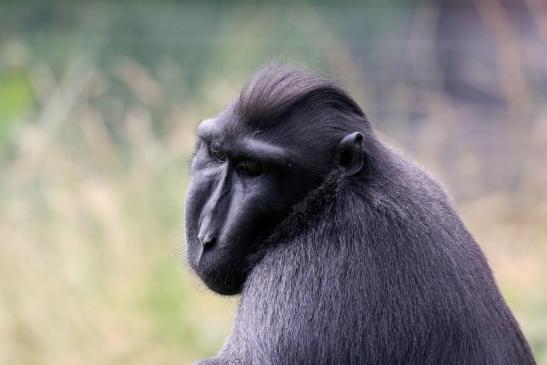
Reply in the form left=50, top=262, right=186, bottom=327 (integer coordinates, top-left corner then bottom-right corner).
left=337, top=132, right=364, bottom=176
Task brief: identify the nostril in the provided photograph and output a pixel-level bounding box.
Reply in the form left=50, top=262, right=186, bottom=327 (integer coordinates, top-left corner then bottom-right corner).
left=199, top=234, right=216, bottom=249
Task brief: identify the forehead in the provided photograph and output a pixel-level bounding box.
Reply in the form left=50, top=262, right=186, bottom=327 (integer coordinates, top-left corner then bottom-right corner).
left=198, top=102, right=319, bottom=144
left=197, top=97, right=291, bottom=142
left=196, top=114, right=255, bottom=144
left=197, top=115, right=294, bottom=163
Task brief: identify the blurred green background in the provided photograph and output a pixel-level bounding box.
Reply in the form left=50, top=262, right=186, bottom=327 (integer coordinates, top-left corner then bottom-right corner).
left=0, top=1, right=546, bottom=364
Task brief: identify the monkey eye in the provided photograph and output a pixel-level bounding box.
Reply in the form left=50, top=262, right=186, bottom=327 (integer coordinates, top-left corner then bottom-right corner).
left=236, top=160, right=263, bottom=177
left=208, top=145, right=227, bottom=163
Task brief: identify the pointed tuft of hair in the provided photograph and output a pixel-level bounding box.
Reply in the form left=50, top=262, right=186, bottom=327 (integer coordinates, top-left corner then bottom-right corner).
left=235, top=63, right=365, bottom=125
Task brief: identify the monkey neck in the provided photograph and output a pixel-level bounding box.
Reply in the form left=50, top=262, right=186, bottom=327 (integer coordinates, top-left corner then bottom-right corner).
left=270, top=171, right=343, bottom=239
left=258, top=135, right=393, bottom=254
left=245, top=138, right=394, bottom=277
left=247, top=170, right=348, bottom=263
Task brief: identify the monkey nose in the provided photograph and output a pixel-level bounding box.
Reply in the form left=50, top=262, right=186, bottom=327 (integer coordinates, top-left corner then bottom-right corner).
left=198, top=232, right=216, bottom=249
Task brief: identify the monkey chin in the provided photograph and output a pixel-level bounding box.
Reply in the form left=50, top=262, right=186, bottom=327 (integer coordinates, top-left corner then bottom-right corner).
left=189, top=242, right=248, bottom=295
left=197, top=265, right=246, bottom=296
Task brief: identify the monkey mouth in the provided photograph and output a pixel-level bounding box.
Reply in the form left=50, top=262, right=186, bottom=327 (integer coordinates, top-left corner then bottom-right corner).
left=191, top=237, right=241, bottom=270
left=196, top=242, right=228, bottom=267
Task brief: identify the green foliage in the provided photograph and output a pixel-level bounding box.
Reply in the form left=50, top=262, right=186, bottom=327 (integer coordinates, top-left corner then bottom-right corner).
left=0, top=69, right=33, bottom=142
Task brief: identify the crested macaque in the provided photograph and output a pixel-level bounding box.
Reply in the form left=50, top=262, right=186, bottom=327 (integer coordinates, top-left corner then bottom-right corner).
left=185, top=65, right=536, bottom=365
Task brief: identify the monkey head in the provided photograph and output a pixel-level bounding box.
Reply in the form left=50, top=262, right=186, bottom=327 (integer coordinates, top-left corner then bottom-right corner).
left=185, top=66, right=367, bottom=295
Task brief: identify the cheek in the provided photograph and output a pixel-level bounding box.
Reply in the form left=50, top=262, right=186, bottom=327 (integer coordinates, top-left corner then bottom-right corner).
left=254, top=176, right=295, bottom=214
left=221, top=180, right=286, bottom=244
left=184, top=183, right=201, bottom=261
left=184, top=176, right=215, bottom=256
left=220, top=189, right=259, bottom=243
left=185, top=174, right=214, bottom=222
left=184, top=183, right=201, bottom=230
left=277, top=171, right=321, bottom=206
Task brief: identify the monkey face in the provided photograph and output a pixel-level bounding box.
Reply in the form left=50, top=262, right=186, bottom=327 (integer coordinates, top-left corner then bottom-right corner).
left=185, top=65, right=367, bottom=296
left=185, top=114, right=322, bottom=295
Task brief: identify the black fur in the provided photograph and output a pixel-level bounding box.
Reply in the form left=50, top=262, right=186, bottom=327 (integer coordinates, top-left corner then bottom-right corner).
left=186, top=64, right=536, bottom=364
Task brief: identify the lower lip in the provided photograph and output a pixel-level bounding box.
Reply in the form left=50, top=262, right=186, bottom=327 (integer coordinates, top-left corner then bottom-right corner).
left=196, top=243, right=218, bottom=267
